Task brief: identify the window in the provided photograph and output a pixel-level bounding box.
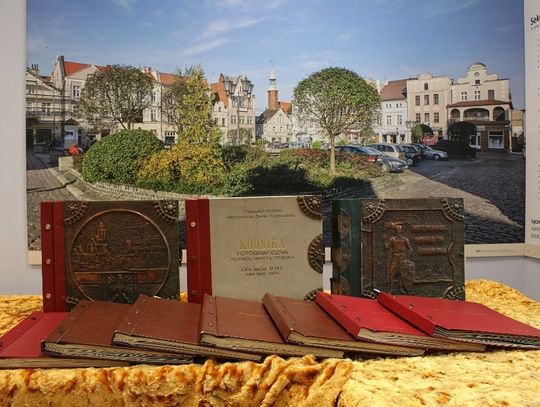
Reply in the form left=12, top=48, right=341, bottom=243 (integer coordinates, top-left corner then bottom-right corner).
left=41, top=102, right=51, bottom=116
left=424, top=95, right=430, bottom=105
left=231, top=115, right=236, bottom=124
left=164, top=131, right=176, bottom=146
left=433, top=94, right=439, bottom=104
left=424, top=83, right=429, bottom=90
left=416, top=113, right=421, bottom=122
left=27, top=85, right=36, bottom=94
left=474, top=90, right=481, bottom=100
left=386, top=115, right=392, bottom=125
left=461, top=92, right=467, bottom=101
left=26, top=102, right=32, bottom=112
left=151, top=91, right=156, bottom=103
left=150, top=109, right=157, bottom=121
left=488, top=131, right=504, bottom=149
left=488, top=89, right=495, bottom=99
left=221, top=118, right=225, bottom=126
left=434, top=112, right=439, bottom=123
left=397, top=114, right=403, bottom=125
left=475, top=79, right=481, bottom=85
left=424, top=113, right=430, bottom=123
left=415, top=96, right=420, bottom=106
left=73, top=85, right=80, bottom=98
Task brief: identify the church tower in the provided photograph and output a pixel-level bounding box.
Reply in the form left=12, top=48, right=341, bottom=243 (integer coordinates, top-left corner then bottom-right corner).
left=267, top=67, right=278, bottom=111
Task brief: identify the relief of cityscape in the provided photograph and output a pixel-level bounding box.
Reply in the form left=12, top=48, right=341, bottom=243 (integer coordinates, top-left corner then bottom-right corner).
left=26, top=0, right=525, bottom=251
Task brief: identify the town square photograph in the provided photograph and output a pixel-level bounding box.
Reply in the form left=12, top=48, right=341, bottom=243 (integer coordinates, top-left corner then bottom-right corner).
left=26, top=0, right=525, bottom=253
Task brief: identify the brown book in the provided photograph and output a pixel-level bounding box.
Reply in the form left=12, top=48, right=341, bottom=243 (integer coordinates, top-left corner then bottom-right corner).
left=0, top=311, right=127, bottom=369
left=42, top=300, right=193, bottom=365
left=200, top=295, right=343, bottom=358
left=113, top=295, right=261, bottom=361
left=41, top=200, right=181, bottom=312
left=316, top=292, right=485, bottom=352
left=331, top=198, right=465, bottom=299
left=262, top=293, right=424, bottom=357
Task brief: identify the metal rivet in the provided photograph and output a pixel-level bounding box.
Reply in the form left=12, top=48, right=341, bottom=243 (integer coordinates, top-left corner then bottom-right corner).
left=45, top=224, right=51, bottom=230
left=45, top=293, right=52, bottom=299
left=45, top=259, right=52, bottom=265
left=190, top=222, right=197, bottom=228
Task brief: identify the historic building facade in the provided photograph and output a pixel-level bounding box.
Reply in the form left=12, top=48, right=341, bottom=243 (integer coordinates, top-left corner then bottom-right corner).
left=377, top=79, right=410, bottom=143
left=256, top=69, right=293, bottom=144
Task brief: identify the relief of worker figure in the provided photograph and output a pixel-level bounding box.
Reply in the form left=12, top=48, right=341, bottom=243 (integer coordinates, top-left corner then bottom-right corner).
left=384, top=222, right=416, bottom=293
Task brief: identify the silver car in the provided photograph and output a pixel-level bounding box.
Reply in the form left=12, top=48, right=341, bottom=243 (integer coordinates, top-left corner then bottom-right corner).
left=415, top=144, right=448, bottom=160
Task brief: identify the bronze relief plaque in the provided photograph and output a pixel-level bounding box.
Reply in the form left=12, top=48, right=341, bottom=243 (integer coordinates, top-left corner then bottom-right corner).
left=63, top=201, right=180, bottom=307
left=331, top=198, right=465, bottom=300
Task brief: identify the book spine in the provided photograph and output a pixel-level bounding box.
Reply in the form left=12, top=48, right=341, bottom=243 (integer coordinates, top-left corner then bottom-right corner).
left=331, top=199, right=362, bottom=296
left=261, top=294, right=294, bottom=341
left=0, top=311, right=43, bottom=351
left=315, top=293, right=360, bottom=337
left=200, top=295, right=218, bottom=336
left=41, top=202, right=67, bottom=312
left=186, top=199, right=212, bottom=304
left=377, top=293, right=436, bottom=335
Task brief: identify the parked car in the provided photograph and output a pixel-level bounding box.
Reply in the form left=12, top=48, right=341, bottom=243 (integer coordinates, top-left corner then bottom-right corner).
left=413, top=144, right=448, bottom=160
left=336, top=145, right=408, bottom=173
left=400, top=144, right=422, bottom=165
left=432, top=140, right=476, bottom=158
left=335, top=145, right=380, bottom=163
left=368, top=142, right=406, bottom=160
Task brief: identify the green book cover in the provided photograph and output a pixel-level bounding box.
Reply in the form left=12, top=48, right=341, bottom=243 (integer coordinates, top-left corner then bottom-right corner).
left=331, top=198, right=465, bottom=300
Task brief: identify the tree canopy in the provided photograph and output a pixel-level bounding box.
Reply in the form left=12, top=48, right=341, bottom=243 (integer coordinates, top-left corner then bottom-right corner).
left=411, top=124, right=433, bottom=143
left=293, top=67, right=380, bottom=173
left=447, top=121, right=477, bottom=142
left=161, top=65, right=221, bottom=145
left=79, top=65, right=153, bottom=130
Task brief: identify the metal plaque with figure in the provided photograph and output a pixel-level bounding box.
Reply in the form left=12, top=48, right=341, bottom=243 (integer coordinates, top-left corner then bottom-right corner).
left=331, top=198, right=465, bottom=300
left=41, top=200, right=180, bottom=311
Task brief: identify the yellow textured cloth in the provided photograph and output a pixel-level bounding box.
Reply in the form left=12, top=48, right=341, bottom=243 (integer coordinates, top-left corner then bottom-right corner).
left=0, top=280, right=539, bottom=406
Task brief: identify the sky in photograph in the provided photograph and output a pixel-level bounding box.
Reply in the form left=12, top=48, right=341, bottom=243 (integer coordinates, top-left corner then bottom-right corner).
left=27, top=0, right=525, bottom=113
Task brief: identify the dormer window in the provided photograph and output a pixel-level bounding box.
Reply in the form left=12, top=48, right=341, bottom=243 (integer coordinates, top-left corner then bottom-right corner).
left=424, top=83, right=429, bottom=90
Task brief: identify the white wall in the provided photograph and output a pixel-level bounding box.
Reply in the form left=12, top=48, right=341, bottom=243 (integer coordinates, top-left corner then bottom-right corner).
left=0, top=0, right=42, bottom=294
left=1, top=0, right=537, bottom=300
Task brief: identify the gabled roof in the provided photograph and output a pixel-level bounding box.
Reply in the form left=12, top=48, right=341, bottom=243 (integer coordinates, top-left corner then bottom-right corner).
left=63, top=60, right=108, bottom=76
left=158, top=72, right=180, bottom=86
left=211, top=78, right=228, bottom=108
left=278, top=101, right=292, bottom=114
left=447, top=99, right=511, bottom=108
left=380, top=79, right=408, bottom=101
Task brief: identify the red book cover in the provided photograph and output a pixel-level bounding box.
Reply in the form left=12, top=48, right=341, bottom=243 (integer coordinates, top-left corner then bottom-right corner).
left=315, top=292, right=483, bottom=351
left=0, top=311, right=123, bottom=368
left=377, top=292, right=540, bottom=348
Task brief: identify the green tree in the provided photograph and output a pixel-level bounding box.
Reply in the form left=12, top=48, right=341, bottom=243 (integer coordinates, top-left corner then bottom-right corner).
left=161, top=65, right=221, bottom=145
left=293, top=67, right=380, bottom=173
left=448, top=121, right=477, bottom=142
left=79, top=65, right=153, bottom=130
left=411, top=124, right=433, bottom=143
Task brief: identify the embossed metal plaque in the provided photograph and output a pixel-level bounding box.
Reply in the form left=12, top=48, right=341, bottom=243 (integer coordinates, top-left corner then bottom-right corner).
left=62, top=201, right=180, bottom=308
left=331, top=198, right=465, bottom=300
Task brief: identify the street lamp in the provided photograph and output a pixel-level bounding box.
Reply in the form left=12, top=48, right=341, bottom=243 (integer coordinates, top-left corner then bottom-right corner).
left=223, top=76, right=254, bottom=145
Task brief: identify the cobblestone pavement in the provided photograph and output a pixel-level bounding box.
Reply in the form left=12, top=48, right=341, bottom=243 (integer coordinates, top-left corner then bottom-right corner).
left=26, top=150, right=524, bottom=250
left=336, top=153, right=525, bottom=245
left=26, top=151, right=79, bottom=250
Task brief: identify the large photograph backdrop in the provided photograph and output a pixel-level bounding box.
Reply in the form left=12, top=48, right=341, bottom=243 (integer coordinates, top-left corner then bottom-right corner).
left=25, top=0, right=525, bottom=261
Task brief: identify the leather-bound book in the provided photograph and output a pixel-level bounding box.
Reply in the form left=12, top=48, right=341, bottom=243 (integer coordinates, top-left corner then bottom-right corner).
left=41, top=200, right=181, bottom=312
left=42, top=300, right=193, bottom=364
left=262, top=293, right=424, bottom=356
left=316, top=292, right=484, bottom=352
left=331, top=198, right=465, bottom=300
left=186, top=196, right=324, bottom=304
left=377, top=292, right=540, bottom=348
left=113, top=295, right=261, bottom=361
left=0, top=311, right=126, bottom=368
left=200, top=295, right=343, bottom=358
